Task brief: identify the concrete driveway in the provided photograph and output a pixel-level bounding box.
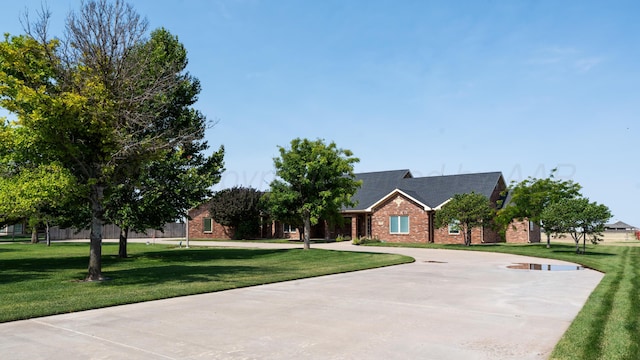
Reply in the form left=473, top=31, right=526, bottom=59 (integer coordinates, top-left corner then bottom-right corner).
left=0, top=241, right=603, bottom=359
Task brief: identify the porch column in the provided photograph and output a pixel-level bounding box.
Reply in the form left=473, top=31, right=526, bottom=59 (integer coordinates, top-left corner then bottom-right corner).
left=351, top=216, right=358, bottom=239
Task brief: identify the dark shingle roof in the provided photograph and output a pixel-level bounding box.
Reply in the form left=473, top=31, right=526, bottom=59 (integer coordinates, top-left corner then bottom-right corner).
left=346, top=170, right=504, bottom=211
left=348, top=169, right=412, bottom=210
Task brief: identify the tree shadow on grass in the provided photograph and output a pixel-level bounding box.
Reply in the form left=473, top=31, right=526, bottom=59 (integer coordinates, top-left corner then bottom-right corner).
left=0, top=255, right=88, bottom=285
left=0, top=247, right=294, bottom=285
left=133, top=247, right=292, bottom=262
left=549, top=249, right=616, bottom=257
left=102, top=264, right=265, bottom=286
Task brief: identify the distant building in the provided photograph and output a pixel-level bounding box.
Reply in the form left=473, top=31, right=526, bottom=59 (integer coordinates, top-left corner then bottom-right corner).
left=604, top=221, right=637, bottom=232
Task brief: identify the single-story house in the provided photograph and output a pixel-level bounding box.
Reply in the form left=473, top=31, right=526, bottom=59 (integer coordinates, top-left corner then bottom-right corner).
left=604, top=221, right=637, bottom=232
left=188, top=169, right=540, bottom=244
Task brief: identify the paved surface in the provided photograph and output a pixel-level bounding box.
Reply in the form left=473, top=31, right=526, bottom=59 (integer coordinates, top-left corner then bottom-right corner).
left=0, top=241, right=603, bottom=359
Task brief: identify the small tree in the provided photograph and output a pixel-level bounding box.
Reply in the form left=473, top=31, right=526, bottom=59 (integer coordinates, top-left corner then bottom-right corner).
left=496, top=169, right=581, bottom=248
left=267, top=138, right=361, bottom=250
left=209, top=187, right=264, bottom=239
left=540, top=197, right=612, bottom=254
left=0, top=163, right=78, bottom=245
left=435, top=192, right=494, bottom=246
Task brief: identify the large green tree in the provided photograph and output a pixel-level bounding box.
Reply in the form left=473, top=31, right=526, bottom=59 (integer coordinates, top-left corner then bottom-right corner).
left=496, top=170, right=581, bottom=248
left=267, top=138, right=361, bottom=250
left=209, top=186, right=263, bottom=240
left=540, top=197, right=612, bottom=254
left=105, top=146, right=224, bottom=258
left=434, top=192, right=494, bottom=246
left=0, top=1, right=217, bottom=280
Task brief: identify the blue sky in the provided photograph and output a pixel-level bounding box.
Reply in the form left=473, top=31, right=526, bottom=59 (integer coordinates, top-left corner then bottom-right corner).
left=3, top=1, right=639, bottom=226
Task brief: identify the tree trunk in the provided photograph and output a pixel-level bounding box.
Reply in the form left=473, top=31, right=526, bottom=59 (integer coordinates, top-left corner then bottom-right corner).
left=582, top=232, right=587, bottom=254
left=31, top=226, right=39, bottom=244
left=465, top=228, right=472, bottom=246
left=324, top=220, right=330, bottom=241
left=546, top=232, right=551, bottom=249
left=118, top=226, right=129, bottom=258
left=303, top=211, right=311, bottom=250
left=87, top=185, right=105, bottom=281
left=45, top=220, right=51, bottom=247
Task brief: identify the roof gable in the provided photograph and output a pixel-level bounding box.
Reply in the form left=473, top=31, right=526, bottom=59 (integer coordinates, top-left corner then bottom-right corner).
left=366, top=189, right=432, bottom=212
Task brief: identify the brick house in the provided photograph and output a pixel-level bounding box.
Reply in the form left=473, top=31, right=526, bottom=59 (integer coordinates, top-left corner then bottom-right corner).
left=337, top=170, right=539, bottom=244
left=187, top=169, right=540, bottom=244
left=187, top=201, right=308, bottom=240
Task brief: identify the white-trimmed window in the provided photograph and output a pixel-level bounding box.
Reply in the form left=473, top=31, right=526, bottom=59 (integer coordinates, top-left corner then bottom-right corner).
left=203, top=218, right=213, bottom=233
left=390, top=215, right=409, bottom=234
left=284, top=224, right=297, bottom=233
left=448, top=220, right=460, bottom=235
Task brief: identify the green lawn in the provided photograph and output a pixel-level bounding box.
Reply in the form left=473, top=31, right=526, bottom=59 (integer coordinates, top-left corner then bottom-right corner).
left=0, top=235, right=32, bottom=243
left=0, top=242, right=413, bottom=323
left=366, top=241, right=639, bottom=360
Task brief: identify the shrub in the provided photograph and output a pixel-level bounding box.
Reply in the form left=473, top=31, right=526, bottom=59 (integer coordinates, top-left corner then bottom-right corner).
left=352, top=236, right=381, bottom=245
left=335, top=234, right=351, bottom=242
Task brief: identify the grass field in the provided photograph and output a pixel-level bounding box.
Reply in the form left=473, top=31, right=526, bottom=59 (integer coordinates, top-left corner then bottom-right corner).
left=0, top=242, right=412, bottom=323
left=366, top=240, right=639, bottom=360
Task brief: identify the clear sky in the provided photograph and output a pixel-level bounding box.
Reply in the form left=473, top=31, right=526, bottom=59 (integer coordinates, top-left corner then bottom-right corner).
left=3, top=1, right=639, bottom=226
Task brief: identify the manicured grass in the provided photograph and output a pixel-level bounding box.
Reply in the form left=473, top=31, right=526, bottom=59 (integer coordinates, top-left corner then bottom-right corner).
left=0, top=242, right=413, bottom=323
left=0, top=235, right=32, bottom=243
left=186, top=238, right=346, bottom=244
left=365, top=241, right=639, bottom=360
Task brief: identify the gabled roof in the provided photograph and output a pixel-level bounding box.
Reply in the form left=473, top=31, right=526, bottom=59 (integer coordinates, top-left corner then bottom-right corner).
left=345, top=170, right=504, bottom=211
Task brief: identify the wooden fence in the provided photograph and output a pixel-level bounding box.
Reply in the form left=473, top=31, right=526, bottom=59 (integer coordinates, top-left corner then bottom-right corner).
left=48, top=223, right=185, bottom=240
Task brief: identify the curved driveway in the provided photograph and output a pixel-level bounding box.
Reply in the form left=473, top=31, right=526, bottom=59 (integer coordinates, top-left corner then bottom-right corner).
left=0, top=241, right=603, bottom=359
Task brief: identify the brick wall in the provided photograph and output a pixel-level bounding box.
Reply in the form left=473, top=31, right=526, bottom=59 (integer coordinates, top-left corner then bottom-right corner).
left=505, top=219, right=541, bottom=243
left=433, top=226, right=486, bottom=244
left=371, top=194, right=430, bottom=243
left=187, top=202, right=233, bottom=239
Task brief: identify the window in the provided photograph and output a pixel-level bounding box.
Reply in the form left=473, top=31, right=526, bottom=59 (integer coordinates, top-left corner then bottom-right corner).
left=284, top=224, right=297, bottom=233
left=390, top=216, right=409, bottom=234
left=448, top=220, right=460, bottom=235
left=203, top=218, right=213, bottom=233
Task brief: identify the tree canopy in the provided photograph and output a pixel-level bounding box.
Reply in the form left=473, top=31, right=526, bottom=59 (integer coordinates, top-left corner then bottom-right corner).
left=0, top=0, right=223, bottom=279
left=540, top=197, right=612, bottom=254
left=209, top=187, right=263, bottom=239
left=496, top=169, right=581, bottom=247
left=434, top=192, right=494, bottom=246
left=267, top=138, right=361, bottom=249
